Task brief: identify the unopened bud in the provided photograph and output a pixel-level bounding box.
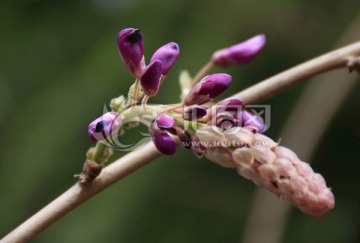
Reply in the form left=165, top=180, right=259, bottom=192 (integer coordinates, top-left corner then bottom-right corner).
left=150, top=42, right=180, bottom=75
left=117, top=28, right=145, bottom=77
left=212, top=34, right=266, bottom=68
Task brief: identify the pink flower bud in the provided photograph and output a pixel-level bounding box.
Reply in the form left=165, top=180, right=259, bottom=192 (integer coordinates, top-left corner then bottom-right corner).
left=184, top=73, right=232, bottom=105
left=117, top=28, right=145, bottom=77
left=140, top=60, right=162, bottom=97
left=88, top=112, right=122, bottom=141
left=150, top=42, right=180, bottom=75
left=212, top=34, right=266, bottom=68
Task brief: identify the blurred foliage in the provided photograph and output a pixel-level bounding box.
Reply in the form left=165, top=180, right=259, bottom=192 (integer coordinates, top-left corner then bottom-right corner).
left=0, top=0, right=359, bottom=242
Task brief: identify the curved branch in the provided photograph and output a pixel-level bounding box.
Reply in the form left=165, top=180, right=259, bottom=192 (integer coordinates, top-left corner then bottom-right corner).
left=2, top=142, right=161, bottom=243
left=2, top=40, right=360, bottom=243
left=231, top=40, right=360, bottom=104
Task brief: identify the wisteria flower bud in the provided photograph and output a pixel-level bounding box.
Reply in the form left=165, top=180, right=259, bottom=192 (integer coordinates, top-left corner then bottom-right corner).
left=155, top=113, right=175, bottom=130
left=183, top=105, right=207, bottom=120
left=184, top=73, right=232, bottom=105
left=140, top=60, right=162, bottom=97
left=238, top=110, right=265, bottom=133
left=149, top=123, right=177, bottom=155
left=150, top=42, right=180, bottom=75
left=117, top=28, right=145, bottom=77
left=88, top=112, right=122, bottom=141
left=212, top=34, right=266, bottom=68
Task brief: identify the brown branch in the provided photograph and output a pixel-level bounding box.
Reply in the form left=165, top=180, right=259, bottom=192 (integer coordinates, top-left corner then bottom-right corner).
left=231, top=40, right=360, bottom=104
left=2, top=142, right=161, bottom=243
left=2, top=40, right=360, bottom=243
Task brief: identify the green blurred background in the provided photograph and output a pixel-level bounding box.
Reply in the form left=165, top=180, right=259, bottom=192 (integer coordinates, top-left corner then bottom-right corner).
left=0, top=0, right=359, bottom=242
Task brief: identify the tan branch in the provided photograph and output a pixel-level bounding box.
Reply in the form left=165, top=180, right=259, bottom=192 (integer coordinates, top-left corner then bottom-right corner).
left=2, top=142, right=161, bottom=243
left=231, top=41, right=360, bottom=104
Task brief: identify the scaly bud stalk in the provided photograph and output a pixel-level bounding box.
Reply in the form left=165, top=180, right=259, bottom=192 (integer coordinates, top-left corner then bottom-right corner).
left=196, top=126, right=334, bottom=218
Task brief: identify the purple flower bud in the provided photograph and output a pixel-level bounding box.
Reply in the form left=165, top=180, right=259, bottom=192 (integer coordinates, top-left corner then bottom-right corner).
left=155, top=113, right=175, bottom=130
left=238, top=110, right=265, bottom=133
left=88, top=112, right=122, bottom=141
left=150, top=42, right=180, bottom=75
left=149, top=123, right=177, bottom=155
left=117, top=28, right=145, bottom=77
left=183, top=105, right=207, bottom=120
left=184, top=73, right=232, bottom=105
left=212, top=34, right=266, bottom=68
left=153, top=133, right=177, bottom=155
left=140, top=60, right=162, bottom=97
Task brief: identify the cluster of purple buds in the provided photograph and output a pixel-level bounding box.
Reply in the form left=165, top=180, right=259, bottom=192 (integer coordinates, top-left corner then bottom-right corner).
left=85, top=27, right=336, bottom=217
left=149, top=73, right=265, bottom=157
left=89, top=28, right=266, bottom=143
left=149, top=112, right=207, bottom=157
left=117, top=28, right=180, bottom=97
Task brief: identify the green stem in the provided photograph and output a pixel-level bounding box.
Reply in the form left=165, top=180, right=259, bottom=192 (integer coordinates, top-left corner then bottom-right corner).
left=173, top=116, right=207, bottom=132
left=92, top=142, right=108, bottom=163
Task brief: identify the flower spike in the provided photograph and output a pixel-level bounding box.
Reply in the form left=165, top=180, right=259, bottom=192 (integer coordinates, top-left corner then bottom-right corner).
left=184, top=73, right=232, bottom=105
left=212, top=34, right=266, bottom=68
left=150, top=42, right=180, bottom=75
left=117, top=28, right=145, bottom=77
